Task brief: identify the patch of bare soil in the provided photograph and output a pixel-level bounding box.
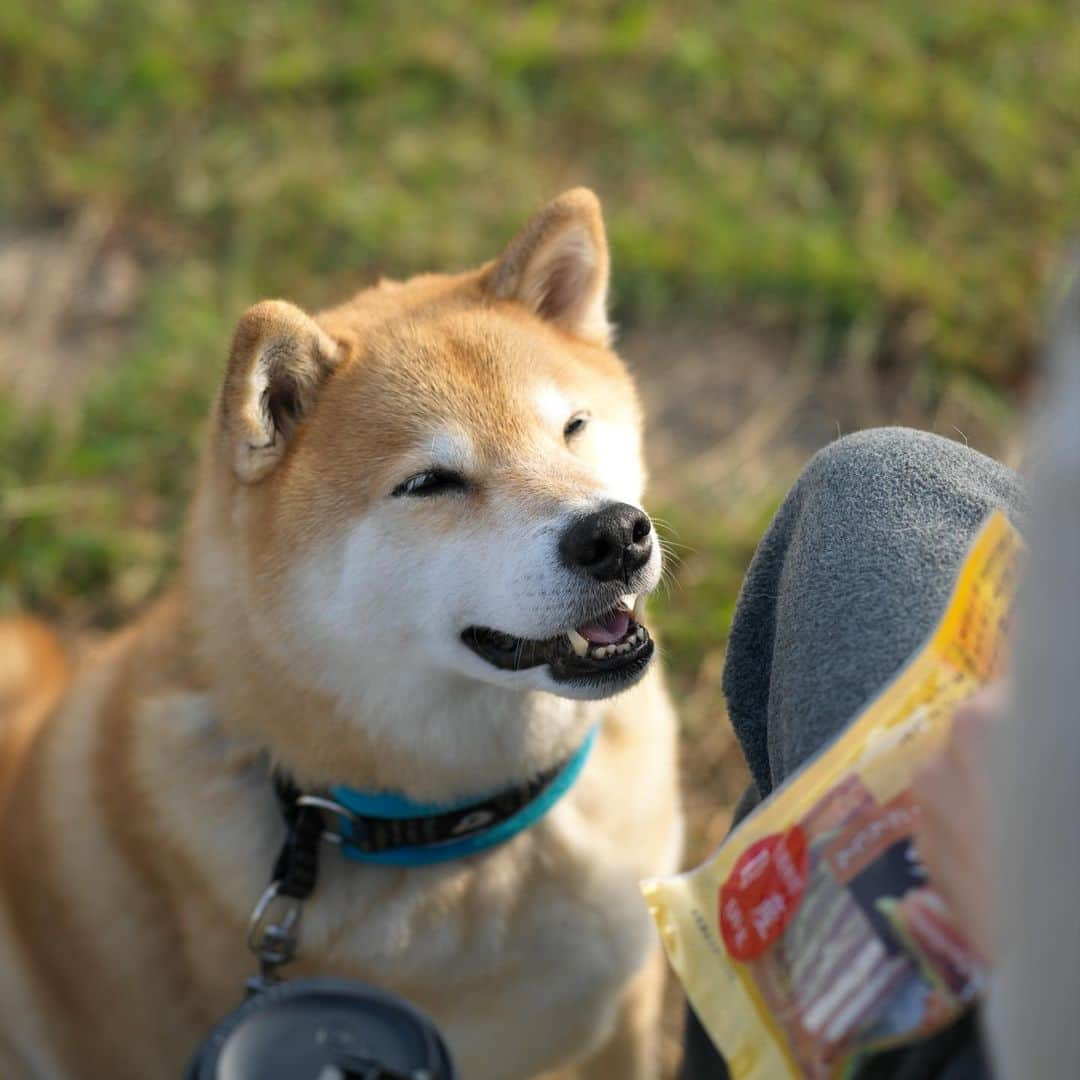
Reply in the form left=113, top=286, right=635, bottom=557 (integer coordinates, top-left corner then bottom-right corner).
left=0, top=210, right=140, bottom=412
left=624, top=321, right=1017, bottom=505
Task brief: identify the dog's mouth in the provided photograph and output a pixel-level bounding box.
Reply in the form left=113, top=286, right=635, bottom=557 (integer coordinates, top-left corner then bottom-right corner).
left=462, top=594, right=654, bottom=686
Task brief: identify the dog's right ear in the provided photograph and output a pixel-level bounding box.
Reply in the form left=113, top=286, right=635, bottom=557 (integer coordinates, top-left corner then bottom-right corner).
left=219, top=300, right=343, bottom=483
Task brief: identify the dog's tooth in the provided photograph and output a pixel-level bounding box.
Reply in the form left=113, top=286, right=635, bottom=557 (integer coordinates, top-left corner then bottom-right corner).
left=595, top=645, right=611, bottom=659
left=633, top=594, right=647, bottom=623
left=566, top=629, right=590, bottom=658
left=621, top=593, right=636, bottom=612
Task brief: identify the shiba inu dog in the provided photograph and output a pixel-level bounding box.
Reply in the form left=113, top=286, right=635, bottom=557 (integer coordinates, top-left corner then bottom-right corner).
left=0, top=189, right=682, bottom=1079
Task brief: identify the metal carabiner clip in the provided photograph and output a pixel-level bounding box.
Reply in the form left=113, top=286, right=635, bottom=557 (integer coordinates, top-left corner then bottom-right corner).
left=246, top=880, right=304, bottom=979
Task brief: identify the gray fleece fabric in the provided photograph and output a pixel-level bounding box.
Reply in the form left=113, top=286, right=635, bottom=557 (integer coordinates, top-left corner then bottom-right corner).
left=722, top=426, right=1027, bottom=798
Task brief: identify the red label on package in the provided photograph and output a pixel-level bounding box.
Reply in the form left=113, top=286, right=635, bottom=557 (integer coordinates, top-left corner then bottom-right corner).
left=718, top=827, right=809, bottom=962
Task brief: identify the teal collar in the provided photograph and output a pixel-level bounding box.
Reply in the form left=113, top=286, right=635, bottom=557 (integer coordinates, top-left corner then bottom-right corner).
left=281, top=726, right=598, bottom=868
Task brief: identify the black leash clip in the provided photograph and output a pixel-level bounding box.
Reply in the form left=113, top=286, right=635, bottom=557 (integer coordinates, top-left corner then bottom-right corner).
left=245, top=777, right=326, bottom=992
left=245, top=880, right=304, bottom=993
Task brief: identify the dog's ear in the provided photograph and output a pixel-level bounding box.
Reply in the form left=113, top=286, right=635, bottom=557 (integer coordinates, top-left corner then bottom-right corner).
left=219, top=300, right=343, bottom=483
left=485, top=188, right=611, bottom=345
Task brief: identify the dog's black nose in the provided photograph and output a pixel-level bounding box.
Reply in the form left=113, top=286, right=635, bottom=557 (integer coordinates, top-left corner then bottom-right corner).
left=559, top=503, right=653, bottom=582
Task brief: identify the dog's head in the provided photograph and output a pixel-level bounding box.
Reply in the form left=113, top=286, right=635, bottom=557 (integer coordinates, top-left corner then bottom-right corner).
left=199, top=190, right=660, bottom=714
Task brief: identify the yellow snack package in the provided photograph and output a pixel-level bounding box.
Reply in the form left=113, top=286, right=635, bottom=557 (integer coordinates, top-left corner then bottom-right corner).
left=643, top=510, right=1021, bottom=1079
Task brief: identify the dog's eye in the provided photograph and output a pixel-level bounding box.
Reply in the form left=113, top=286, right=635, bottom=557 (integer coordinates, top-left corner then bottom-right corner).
left=392, top=469, right=468, bottom=498
left=563, top=412, right=590, bottom=441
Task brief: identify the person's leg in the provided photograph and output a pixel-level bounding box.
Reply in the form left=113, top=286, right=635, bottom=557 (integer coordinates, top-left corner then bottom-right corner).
left=680, top=427, right=1026, bottom=1079
left=724, top=426, right=1025, bottom=798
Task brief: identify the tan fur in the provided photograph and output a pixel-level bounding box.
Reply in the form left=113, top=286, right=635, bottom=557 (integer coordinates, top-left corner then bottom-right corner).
left=0, top=190, right=682, bottom=1079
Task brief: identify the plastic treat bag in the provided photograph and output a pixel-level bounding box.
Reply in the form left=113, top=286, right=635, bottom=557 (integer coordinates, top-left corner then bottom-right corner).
left=643, top=511, right=1021, bottom=1080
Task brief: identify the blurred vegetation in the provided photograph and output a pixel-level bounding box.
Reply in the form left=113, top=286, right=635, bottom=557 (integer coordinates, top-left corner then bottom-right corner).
left=2, top=0, right=1077, bottom=636
left=5, top=2, right=1078, bottom=373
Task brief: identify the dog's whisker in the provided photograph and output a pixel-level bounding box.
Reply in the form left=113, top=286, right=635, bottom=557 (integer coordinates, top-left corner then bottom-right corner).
left=652, top=525, right=695, bottom=555
left=648, top=515, right=681, bottom=532
left=650, top=518, right=692, bottom=544
left=656, top=542, right=692, bottom=562
left=657, top=547, right=686, bottom=575
left=656, top=564, right=681, bottom=598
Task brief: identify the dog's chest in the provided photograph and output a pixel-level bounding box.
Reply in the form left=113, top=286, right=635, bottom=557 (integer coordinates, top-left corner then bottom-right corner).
left=301, top=812, right=661, bottom=1077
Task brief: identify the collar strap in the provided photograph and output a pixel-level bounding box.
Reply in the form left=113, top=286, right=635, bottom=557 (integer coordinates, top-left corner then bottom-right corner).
left=274, top=725, right=598, bottom=870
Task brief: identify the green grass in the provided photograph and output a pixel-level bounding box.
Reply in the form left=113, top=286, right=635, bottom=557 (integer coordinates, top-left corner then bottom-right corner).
left=3, top=2, right=1078, bottom=377
left=2, top=1, right=1074, bottom=626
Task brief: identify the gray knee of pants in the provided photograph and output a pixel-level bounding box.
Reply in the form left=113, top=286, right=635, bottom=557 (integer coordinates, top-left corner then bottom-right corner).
left=722, top=426, right=1026, bottom=797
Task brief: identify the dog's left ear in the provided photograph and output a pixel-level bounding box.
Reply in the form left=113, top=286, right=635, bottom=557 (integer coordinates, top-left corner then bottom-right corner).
left=219, top=299, right=343, bottom=483
left=485, top=188, right=611, bottom=345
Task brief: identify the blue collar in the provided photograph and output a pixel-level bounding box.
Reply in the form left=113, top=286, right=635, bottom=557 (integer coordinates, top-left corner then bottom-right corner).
left=283, top=726, right=598, bottom=868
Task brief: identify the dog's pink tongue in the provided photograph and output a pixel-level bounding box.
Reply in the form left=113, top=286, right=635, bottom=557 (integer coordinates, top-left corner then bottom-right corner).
left=577, top=608, right=630, bottom=645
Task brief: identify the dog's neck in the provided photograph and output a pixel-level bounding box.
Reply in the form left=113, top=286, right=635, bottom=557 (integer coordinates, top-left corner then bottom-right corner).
left=180, top=583, right=596, bottom=808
